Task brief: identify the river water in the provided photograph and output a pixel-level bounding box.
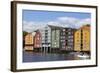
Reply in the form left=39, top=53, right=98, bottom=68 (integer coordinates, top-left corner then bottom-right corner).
left=23, top=51, right=90, bottom=62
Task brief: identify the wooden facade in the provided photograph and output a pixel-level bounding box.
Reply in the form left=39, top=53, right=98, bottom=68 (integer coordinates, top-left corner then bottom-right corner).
left=74, top=25, right=90, bottom=52
left=24, top=33, right=34, bottom=51
left=34, top=30, right=42, bottom=49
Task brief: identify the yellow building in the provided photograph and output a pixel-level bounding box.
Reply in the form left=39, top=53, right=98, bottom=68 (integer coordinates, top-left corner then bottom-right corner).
left=74, top=30, right=81, bottom=51
left=74, top=25, right=90, bottom=52
left=24, top=32, right=36, bottom=51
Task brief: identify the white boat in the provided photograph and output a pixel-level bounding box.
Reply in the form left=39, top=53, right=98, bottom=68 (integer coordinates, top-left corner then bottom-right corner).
left=77, top=52, right=90, bottom=59
left=77, top=54, right=89, bottom=58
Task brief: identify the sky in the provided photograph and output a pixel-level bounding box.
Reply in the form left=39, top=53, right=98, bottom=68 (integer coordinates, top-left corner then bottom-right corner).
left=22, top=10, right=91, bottom=32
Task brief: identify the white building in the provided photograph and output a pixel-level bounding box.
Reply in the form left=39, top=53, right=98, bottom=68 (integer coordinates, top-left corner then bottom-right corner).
left=40, top=25, right=51, bottom=53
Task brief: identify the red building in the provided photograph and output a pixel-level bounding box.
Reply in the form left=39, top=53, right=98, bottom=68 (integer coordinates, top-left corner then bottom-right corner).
left=34, top=30, right=42, bottom=50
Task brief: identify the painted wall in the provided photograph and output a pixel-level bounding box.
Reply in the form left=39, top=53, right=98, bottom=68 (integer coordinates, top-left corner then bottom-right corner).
left=24, top=33, right=34, bottom=50
left=25, top=33, right=34, bottom=45
left=51, top=29, right=60, bottom=48
left=40, top=26, right=51, bottom=47
left=34, top=30, right=42, bottom=48
left=74, top=25, right=90, bottom=52
left=60, top=29, right=66, bottom=50
left=74, top=30, right=81, bottom=51
left=66, top=28, right=75, bottom=51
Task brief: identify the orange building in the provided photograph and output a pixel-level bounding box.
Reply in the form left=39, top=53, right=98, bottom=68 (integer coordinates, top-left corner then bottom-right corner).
left=24, top=33, right=34, bottom=51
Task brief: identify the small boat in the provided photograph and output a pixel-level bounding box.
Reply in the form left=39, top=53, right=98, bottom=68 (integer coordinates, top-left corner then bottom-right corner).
left=77, top=52, right=90, bottom=59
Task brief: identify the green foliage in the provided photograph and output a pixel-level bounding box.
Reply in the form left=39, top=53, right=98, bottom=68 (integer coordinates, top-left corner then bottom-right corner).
left=23, top=31, right=28, bottom=36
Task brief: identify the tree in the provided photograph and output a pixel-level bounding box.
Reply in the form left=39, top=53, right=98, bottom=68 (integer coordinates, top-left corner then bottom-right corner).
left=23, top=31, right=28, bottom=36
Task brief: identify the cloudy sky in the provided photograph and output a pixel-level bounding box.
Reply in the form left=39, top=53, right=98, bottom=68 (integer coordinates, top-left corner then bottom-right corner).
left=22, top=10, right=91, bottom=32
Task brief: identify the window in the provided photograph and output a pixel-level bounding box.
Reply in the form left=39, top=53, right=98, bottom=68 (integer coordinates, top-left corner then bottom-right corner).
left=68, top=32, right=71, bottom=34
left=63, top=29, right=65, bottom=31
left=77, top=33, right=79, bottom=35
left=45, top=29, right=48, bottom=32
left=45, top=35, right=48, bottom=38
left=84, top=36, right=87, bottom=38
left=84, top=32, right=87, bottom=35
left=37, top=37, right=40, bottom=40
left=77, top=40, right=79, bottom=42
left=63, top=33, right=65, bottom=35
